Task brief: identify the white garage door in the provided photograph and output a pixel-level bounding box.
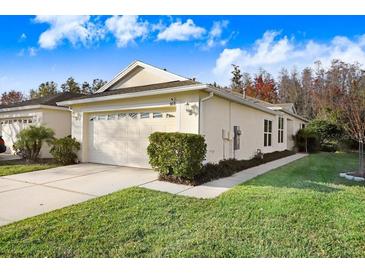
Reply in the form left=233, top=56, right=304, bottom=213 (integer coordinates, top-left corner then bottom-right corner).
left=0, top=118, right=33, bottom=153
left=88, top=110, right=176, bottom=168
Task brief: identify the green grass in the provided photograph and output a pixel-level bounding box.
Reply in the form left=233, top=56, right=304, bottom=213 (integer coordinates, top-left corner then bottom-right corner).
left=0, top=159, right=59, bottom=176
left=0, top=152, right=364, bottom=257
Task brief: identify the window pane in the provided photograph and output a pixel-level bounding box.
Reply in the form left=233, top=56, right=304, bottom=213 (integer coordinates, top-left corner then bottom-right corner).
left=264, top=120, right=268, bottom=132
left=268, top=134, right=272, bottom=146
left=129, top=113, right=138, bottom=119
left=153, top=112, right=163, bottom=118
left=269, top=121, right=272, bottom=132
left=264, top=133, right=267, bottom=146
left=108, top=114, right=117, bottom=120
left=118, top=113, right=126, bottom=119
left=140, top=112, right=150, bottom=119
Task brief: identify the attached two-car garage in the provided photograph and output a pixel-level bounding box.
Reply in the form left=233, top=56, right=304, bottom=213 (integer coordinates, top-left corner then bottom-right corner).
left=87, top=109, right=176, bottom=168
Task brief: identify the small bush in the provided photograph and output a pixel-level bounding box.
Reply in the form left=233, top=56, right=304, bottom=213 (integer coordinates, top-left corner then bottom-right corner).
left=147, top=132, right=207, bottom=179
left=50, top=136, right=80, bottom=165
left=13, top=125, right=55, bottom=161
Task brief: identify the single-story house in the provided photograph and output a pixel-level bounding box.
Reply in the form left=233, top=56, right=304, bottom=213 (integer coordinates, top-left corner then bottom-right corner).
left=57, top=60, right=308, bottom=168
left=0, top=93, right=82, bottom=157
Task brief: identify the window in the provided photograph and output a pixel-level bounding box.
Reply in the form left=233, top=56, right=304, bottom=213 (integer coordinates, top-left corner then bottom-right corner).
left=107, top=114, right=117, bottom=120
left=264, top=119, right=272, bottom=147
left=153, top=112, right=163, bottom=118
left=97, top=115, right=107, bottom=120
left=278, top=117, right=284, bottom=143
left=166, top=113, right=175, bottom=118
left=128, top=113, right=138, bottom=119
left=140, top=112, right=150, bottom=119
left=28, top=119, right=33, bottom=124
left=118, top=113, right=126, bottom=119
left=301, top=123, right=306, bottom=129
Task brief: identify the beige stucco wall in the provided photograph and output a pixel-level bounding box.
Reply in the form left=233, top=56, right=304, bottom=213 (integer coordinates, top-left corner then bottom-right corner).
left=111, top=66, right=185, bottom=89
left=41, top=109, right=72, bottom=157
left=0, top=108, right=71, bottom=157
left=70, top=91, right=200, bottom=162
left=285, top=114, right=307, bottom=150
left=201, top=95, right=288, bottom=162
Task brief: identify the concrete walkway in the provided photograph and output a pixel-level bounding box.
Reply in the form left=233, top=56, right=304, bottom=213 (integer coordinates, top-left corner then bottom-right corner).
left=141, top=153, right=308, bottom=199
left=0, top=164, right=158, bottom=226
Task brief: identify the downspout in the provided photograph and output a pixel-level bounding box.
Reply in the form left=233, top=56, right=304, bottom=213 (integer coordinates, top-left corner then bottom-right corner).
left=198, top=92, right=214, bottom=135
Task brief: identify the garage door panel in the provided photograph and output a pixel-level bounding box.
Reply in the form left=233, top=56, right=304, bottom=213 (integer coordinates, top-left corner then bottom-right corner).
left=1, top=120, right=31, bottom=153
left=88, top=111, right=176, bottom=168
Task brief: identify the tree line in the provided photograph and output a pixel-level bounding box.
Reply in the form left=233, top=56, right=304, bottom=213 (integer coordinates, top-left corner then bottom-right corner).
left=228, top=59, right=365, bottom=120
left=0, top=77, right=107, bottom=105
left=228, top=59, right=365, bottom=175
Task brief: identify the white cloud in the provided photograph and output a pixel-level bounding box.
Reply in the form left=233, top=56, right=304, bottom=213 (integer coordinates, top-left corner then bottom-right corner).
left=17, top=47, right=38, bottom=57
left=157, top=19, right=206, bottom=41
left=19, top=33, right=27, bottom=41
left=28, top=47, right=37, bottom=57
left=34, top=15, right=104, bottom=49
left=205, top=20, right=229, bottom=49
left=213, top=30, right=365, bottom=84
left=105, top=15, right=149, bottom=47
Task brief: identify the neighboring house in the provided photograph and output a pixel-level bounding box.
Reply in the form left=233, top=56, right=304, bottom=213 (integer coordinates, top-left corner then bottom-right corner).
left=0, top=93, right=82, bottom=157
left=57, top=60, right=308, bottom=168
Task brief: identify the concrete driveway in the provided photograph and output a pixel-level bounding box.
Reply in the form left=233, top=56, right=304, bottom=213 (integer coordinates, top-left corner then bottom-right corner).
left=0, top=164, right=158, bottom=226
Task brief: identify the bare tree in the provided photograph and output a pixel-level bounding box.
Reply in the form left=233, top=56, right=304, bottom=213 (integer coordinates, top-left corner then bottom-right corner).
left=340, top=88, right=365, bottom=176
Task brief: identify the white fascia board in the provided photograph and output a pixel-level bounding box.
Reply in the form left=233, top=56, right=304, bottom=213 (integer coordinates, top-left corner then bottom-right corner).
left=205, top=86, right=278, bottom=116
left=57, top=84, right=207, bottom=106
left=278, top=109, right=309, bottom=122
left=0, top=104, right=70, bottom=113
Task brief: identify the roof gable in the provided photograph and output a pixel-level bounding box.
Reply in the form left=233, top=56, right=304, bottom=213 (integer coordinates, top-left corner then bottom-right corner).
left=96, top=60, right=188, bottom=93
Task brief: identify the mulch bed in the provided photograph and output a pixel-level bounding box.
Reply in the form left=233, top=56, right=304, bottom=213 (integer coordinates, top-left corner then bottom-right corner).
left=160, top=150, right=296, bottom=186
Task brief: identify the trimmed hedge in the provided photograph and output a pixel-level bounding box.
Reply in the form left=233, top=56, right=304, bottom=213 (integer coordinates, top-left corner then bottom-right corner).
left=147, top=132, right=207, bottom=179
left=160, top=150, right=295, bottom=186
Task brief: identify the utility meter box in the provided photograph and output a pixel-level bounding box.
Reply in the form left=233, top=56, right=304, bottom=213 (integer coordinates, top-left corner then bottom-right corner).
left=233, top=126, right=241, bottom=150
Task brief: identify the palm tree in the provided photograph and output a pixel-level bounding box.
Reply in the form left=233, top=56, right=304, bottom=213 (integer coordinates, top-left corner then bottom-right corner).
left=13, top=125, right=55, bottom=161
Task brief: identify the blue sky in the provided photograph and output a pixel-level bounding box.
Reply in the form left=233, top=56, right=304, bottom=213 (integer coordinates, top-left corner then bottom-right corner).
left=1, top=15, right=365, bottom=94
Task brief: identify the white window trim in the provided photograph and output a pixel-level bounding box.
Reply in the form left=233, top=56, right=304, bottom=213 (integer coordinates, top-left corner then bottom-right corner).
left=264, top=119, right=273, bottom=147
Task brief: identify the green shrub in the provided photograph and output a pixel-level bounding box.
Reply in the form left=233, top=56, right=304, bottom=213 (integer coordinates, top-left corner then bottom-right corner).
left=306, top=119, right=344, bottom=152
left=13, top=125, right=55, bottom=161
left=147, top=132, right=207, bottom=179
left=295, top=128, right=320, bottom=153
left=50, top=136, right=80, bottom=165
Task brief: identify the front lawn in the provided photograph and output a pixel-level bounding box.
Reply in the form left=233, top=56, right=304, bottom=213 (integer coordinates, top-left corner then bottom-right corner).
left=0, top=159, right=59, bottom=176
left=0, top=152, right=364, bottom=257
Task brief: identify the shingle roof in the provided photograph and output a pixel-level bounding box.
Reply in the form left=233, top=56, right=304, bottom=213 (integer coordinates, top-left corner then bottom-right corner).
left=0, top=92, right=85, bottom=109
left=61, top=80, right=200, bottom=101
